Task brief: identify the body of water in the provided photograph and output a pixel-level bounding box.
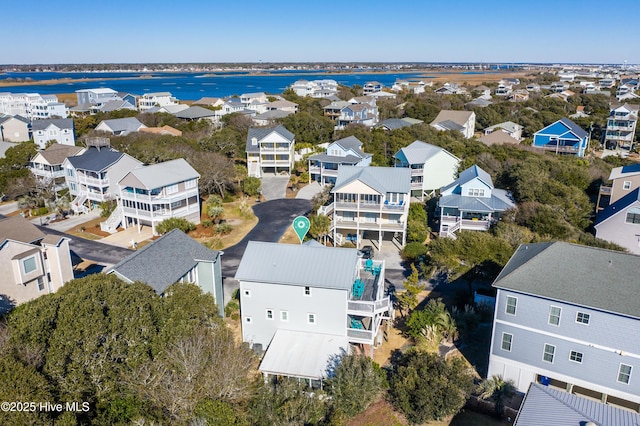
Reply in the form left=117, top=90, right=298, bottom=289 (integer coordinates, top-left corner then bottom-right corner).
left=0, top=70, right=435, bottom=100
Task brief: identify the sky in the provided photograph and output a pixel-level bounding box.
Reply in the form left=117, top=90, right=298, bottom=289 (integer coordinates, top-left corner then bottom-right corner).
left=3, top=0, right=638, bottom=65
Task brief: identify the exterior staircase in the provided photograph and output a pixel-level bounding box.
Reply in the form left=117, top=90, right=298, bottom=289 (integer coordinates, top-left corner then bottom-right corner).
left=440, top=219, right=460, bottom=240
left=71, top=192, right=89, bottom=214
left=100, top=205, right=122, bottom=234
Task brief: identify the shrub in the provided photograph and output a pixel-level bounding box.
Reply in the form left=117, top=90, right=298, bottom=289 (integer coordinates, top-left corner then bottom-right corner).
left=242, top=176, right=261, bottom=197
left=216, top=222, right=233, bottom=235
left=155, top=217, right=196, bottom=235
left=202, top=219, right=214, bottom=228
left=401, top=242, right=427, bottom=263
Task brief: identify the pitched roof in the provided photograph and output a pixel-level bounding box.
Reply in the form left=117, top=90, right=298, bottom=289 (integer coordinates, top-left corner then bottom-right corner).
left=333, top=136, right=368, bottom=158
left=558, top=117, right=588, bottom=139
left=31, top=118, right=74, bottom=131
left=0, top=216, right=45, bottom=244
left=377, top=118, right=415, bottom=130
left=478, top=131, right=520, bottom=146
left=438, top=188, right=515, bottom=212
left=485, top=121, right=523, bottom=134
left=66, top=147, right=125, bottom=172
left=515, top=383, right=640, bottom=426
left=99, top=99, right=136, bottom=112
left=441, top=164, right=494, bottom=193
left=119, top=158, right=199, bottom=189
left=594, top=187, right=640, bottom=226
left=235, top=241, right=358, bottom=290
left=608, top=163, right=640, bottom=180
left=193, top=97, right=223, bottom=105
left=98, top=117, right=145, bottom=134
left=174, top=106, right=216, bottom=119
left=36, top=143, right=84, bottom=164
left=466, top=98, right=493, bottom=107
left=333, top=166, right=411, bottom=194
left=253, top=110, right=291, bottom=121
left=108, top=229, right=220, bottom=295
left=431, top=110, right=474, bottom=127
left=139, top=125, right=182, bottom=137
left=246, top=125, right=294, bottom=153
left=493, top=242, right=640, bottom=319
left=0, top=114, right=30, bottom=125
left=394, top=140, right=458, bottom=165
left=267, top=99, right=297, bottom=109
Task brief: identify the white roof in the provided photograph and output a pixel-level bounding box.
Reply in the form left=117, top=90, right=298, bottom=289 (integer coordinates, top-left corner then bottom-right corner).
left=76, top=88, right=117, bottom=94
left=259, top=329, right=350, bottom=380
left=119, top=158, right=199, bottom=189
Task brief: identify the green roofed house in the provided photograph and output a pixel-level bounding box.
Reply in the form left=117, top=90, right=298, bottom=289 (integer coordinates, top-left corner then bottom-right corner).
left=107, top=229, right=224, bottom=317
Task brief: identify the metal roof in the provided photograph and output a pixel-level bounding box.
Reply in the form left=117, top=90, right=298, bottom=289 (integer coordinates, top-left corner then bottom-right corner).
left=119, top=158, right=199, bottom=190
left=333, top=166, right=411, bottom=195
left=174, top=106, right=216, bottom=119
left=333, top=136, right=368, bottom=158
left=515, top=382, right=640, bottom=426
left=98, top=117, right=145, bottom=134
left=107, top=229, right=220, bottom=295
left=235, top=241, right=358, bottom=290
left=559, top=117, right=589, bottom=139
left=394, top=140, right=458, bottom=165
left=66, top=147, right=125, bottom=172
left=441, top=164, right=494, bottom=193
left=493, top=242, right=640, bottom=319
left=438, top=188, right=515, bottom=212
left=258, top=329, right=350, bottom=380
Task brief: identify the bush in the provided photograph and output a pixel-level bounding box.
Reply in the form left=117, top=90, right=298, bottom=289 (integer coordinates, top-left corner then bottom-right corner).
left=401, top=242, right=427, bottom=263
left=215, top=222, right=233, bottom=235
left=242, top=176, right=261, bottom=197
left=155, top=217, right=196, bottom=235
left=202, top=219, right=214, bottom=228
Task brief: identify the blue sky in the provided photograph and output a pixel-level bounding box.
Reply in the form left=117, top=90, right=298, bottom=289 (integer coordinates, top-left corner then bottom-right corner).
left=3, top=0, right=637, bottom=64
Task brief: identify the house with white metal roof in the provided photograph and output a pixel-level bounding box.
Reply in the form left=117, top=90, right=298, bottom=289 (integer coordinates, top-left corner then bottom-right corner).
left=437, top=164, right=515, bottom=238
left=102, top=158, right=200, bottom=235
left=246, top=125, right=295, bottom=178
left=394, top=140, right=460, bottom=200
left=308, top=136, right=372, bottom=185
left=430, top=110, right=476, bottom=138
left=318, top=166, right=411, bottom=247
left=488, top=242, right=640, bottom=410
left=235, top=241, right=392, bottom=382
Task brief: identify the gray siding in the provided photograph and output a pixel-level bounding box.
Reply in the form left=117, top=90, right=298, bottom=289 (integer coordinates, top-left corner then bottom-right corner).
left=240, top=280, right=347, bottom=348
left=595, top=206, right=640, bottom=255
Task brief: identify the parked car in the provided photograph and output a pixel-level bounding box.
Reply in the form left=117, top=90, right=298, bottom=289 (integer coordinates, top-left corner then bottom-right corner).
left=359, top=245, right=374, bottom=259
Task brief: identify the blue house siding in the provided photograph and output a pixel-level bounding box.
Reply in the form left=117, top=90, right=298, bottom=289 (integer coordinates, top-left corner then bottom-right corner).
left=533, top=119, right=589, bottom=156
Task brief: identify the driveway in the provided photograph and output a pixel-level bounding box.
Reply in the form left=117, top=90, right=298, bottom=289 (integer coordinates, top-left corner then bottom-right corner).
left=295, top=181, right=323, bottom=200
left=260, top=175, right=289, bottom=200
left=221, top=198, right=312, bottom=306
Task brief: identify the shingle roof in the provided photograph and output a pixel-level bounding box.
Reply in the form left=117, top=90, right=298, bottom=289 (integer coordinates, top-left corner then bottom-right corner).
left=99, top=99, right=136, bottom=112
left=0, top=216, right=45, bottom=244
left=515, top=383, right=640, bottom=426
left=493, top=241, right=640, bottom=319
left=466, top=98, right=493, bottom=107
left=246, top=125, right=294, bottom=153
left=594, top=187, right=640, bottom=226
left=478, top=131, right=520, bottom=146
left=253, top=110, right=291, bottom=120
left=431, top=110, right=474, bottom=127
left=609, top=163, right=640, bottom=180
left=485, top=121, right=523, bottom=134
left=394, top=140, right=458, bottom=165
left=119, top=158, right=199, bottom=190
left=66, top=147, right=124, bottom=172
left=108, top=229, right=220, bottom=295
left=36, top=143, right=84, bottom=165
left=0, top=114, right=30, bottom=125
left=31, top=118, right=73, bottom=131
left=558, top=117, right=589, bottom=139
left=98, top=117, right=144, bottom=134
left=235, top=241, right=358, bottom=290
left=333, top=166, right=411, bottom=194
left=377, top=118, right=414, bottom=130
left=432, top=119, right=465, bottom=131
left=333, top=136, right=367, bottom=158
left=174, top=106, right=216, bottom=119
left=438, top=188, right=515, bottom=212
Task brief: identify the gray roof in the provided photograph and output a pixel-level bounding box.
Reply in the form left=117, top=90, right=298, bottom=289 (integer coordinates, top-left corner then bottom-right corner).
left=99, top=99, right=136, bottom=112
left=0, top=114, right=30, bottom=125
left=235, top=241, right=358, bottom=290
left=307, top=153, right=363, bottom=164
left=333, top=166, right=411, bottom=194
left=0, top=141, right=19, bottom=158
left=609, top=163, right=640, bottom=180
left=174, top=106, right=216, bottom=120
left=556, top=118, right=589, bottom=139
left=108, top=229, right=220, bottom=295
left=478, top=131, right=520, bottom=146
left=432, top=119, right=465, bottom=131
left=66, top=147, right=124, bottom=172
left=394, top=140, right=458, bottom=165
left=98, top=117, right=144, bottom=134
left=31, top=118, right=74, bottom=131
left=441, top=164, right=494, bottom=192
left=594, top=187, right=640, bottom=226
left=119, top=158, right=199, bottom=190
left=333, top=136, right=368, bottom=158
left=0, top=216, right=45, bottom=244
left=246, top=125, right=294, bottom=153
left=253, top=110, right=291, bottom=120
left=493, top=242, right=640, bottom=319
left=466, top=98, right=493, bottom=107
left=485, top=121, right=523, bottom=133
left=377, top=118, right=414, bottom=130
left=515, top=382, right=640, bottom=426
left=438, top=188, right=515, bottom=212
left=430, top=110, right=474, bottom=126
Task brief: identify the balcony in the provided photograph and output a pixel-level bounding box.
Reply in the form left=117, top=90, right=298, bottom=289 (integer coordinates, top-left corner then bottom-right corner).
left=77, top=174, right=108, bottom=187
left=121, top=188, right=199, bottom=203
left=335, top=201, right=406, bottom=212
left=441, top=215, right=491, bottom=231
left=607, top=123, right=635, bottom=131
left=335, top=218, right=405, bottom=232
left=31, top=168, right=65, bottom=179
left=122, top=204, right=198, bottom=220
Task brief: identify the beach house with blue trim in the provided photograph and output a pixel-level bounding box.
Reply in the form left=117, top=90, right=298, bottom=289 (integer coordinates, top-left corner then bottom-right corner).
left=532, top=118, right=589, bottom=156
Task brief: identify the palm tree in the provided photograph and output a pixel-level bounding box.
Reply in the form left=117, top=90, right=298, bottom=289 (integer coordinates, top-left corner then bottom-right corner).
left=309, top=214, right=331, bottom=245
left=477, top=375, right=516, bottom=416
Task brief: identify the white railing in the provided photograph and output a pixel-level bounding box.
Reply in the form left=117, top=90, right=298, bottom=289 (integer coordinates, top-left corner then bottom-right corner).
left=347, top=328, right=373, bottom=344
left=100, top=205, right=122, bottom=234
left=347, top=297, right=390, bottom=315
left=71, top=193, right=89, bottom=214
left=77, top=175, right=108, bottom=187
left=317, top=203, right=334, bottom=216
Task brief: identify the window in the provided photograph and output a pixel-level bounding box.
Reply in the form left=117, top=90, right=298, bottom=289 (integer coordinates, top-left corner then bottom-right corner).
left=307, top=313, right=316, bottom=324
left=543, top=344, right=555, bottom=363
left=37, top=277, right=45, bottom=292
left=166, top=183, right=178, bottom=194
left=170, top=200, right=183, bottom=209
left=576, top=312, right=590, bottom=325
left=22, top=256, right=37, bottom=274
left=569, top=350, right=583, bottom=363
left=548, top=306, right=562, bottom=326
left=505, top=296, right=517, bottom=315
left=626, top=207, right=640, bottom=224
left=468, top=188, right=485, bottom=197
left=623, top=181, right=631, bottom=190
left=245, top=317, right=252, bottom=324
left=618, top=364, right=632, bottom=384
left=185, top=179, right=197, bottom=189
left=501, top=333, right=512, bottom=351
left=280, top=311, right=288, bottom=321
left=304, top=286, right=311, bottom=296
left=266, top=309, right=273, bottom=320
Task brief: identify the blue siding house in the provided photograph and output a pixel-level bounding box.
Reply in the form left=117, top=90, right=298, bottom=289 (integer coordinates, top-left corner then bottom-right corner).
left=488, top=242, right=640, bottom=411
left=532, top=118, right=589, bottom=156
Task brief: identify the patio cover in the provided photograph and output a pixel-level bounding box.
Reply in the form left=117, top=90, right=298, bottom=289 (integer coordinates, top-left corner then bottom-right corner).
left=259, top=329, right=350, bottom=380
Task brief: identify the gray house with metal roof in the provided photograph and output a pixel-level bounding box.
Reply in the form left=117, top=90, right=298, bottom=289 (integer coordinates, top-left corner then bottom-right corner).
left=308, top=136, right=372, bottom=185
left=488, top=242, right=640, bottom=410
left=246, top=125, right=295, bottom=178
left=438, top=164, right=515, bottom=238
left=108, top=229, right=224, bottom=317
left=235, top=241, right=391, bottom=363
left=318, top=166, right=411, bottom=247
left=394, top=140, right=460, bottom=200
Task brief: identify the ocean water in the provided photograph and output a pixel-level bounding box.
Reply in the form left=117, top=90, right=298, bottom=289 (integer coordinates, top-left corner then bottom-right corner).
left=0, top=70, right=436, bottom=100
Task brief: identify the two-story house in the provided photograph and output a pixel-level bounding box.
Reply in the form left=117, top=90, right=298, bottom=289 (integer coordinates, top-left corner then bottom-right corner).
left=438, top=165, right=515, bottom=238
left=532, top=118, right=590, bottom=157
left=363, top=81, right=383, bottom=94
left=392, top=80, right=428, bottom=94
left=63, top=138, right=142, bottom=213
left=308, top=136, right=372, bottom=185
left=104, top=158, right=200, bottom=235
left=108, top=229, right=223, bottom=317
left=137, top=92, right=179, bottom=112
left=430, top=110, right=476, bottom=139
left=246, top=125, right=295, bottom=178
left=604, top=104, right=638, bottom=151
left=236, top=241, right=392, bottom=383
left=76, top=88, right=121, bottom=105
left=335, top=103, right=378, bottom=130
left=29, top=143, right=85, bottom=192
left=0, top=114, right=30, bottom=142
left=31, top=118, right=75, bottom=149
left=323, top=100, right=350, bottom=122
left=0, top=216, right=73, bottom=313
left=594, top=188, right=640, bottom=254
left=393, top=140, right=460, bottom=200
left=318, top=166, right=411, bottom=247
left=290, top=79, right=338, bottom=98
left=488, top=242, right=640, bottom=410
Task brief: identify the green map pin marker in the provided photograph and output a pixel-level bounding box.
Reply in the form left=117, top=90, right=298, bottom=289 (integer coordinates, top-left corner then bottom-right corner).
left=292, top=216, right=310, bottom=244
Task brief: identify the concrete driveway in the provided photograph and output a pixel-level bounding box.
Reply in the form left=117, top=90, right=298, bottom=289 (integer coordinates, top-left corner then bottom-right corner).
left=260, top=175, right=289, bottom=200
left=295, top=181, right=323, bottom=200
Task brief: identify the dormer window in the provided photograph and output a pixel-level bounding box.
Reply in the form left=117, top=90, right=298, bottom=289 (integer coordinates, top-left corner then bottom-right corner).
left=468, top=188, right=485, bottom=197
